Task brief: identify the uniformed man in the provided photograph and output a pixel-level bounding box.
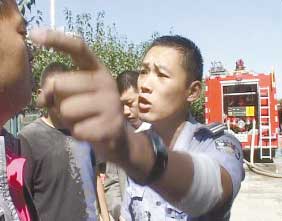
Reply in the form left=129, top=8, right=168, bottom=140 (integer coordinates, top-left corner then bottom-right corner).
left=119, top=36, right=244, bottom=220
left=32, top=30, right=244, bottom=221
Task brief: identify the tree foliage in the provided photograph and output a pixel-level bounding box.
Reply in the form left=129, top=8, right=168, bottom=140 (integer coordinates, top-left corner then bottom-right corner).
left=64, top=9, right=149, bottom=77
left=18, top=0, right=35, bottom=15
left=190, top=82, right=205, bottom=123
left=18, top=0, right=42, bottom=27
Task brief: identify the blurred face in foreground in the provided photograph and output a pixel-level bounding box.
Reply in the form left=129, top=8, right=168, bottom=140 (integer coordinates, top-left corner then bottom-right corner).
left=0, top=0, right=33, bottom=125
left=120, top=86, right=142, bottom=129
left=138, top=46, right=191, bottom=125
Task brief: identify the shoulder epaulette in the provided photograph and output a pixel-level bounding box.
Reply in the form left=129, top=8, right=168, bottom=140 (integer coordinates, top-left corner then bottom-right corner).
left=207, top=122, right=227, bottom=136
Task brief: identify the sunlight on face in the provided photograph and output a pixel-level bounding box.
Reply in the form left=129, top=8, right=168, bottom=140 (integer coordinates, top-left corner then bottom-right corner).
left=138, top=46, right=189, bottom=123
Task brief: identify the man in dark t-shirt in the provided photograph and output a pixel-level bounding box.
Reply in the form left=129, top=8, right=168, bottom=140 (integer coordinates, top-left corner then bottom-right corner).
left=19, top=119, right=98, bottom=221
left=19, top=63, right=99, bottom=221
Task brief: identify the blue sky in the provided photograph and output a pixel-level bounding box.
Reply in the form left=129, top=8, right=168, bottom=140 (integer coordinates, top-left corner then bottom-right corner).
left=33, top=0, right=282, bottom=98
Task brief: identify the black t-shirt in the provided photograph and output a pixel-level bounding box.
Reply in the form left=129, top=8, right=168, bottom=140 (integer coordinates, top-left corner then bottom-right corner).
left=19, top=119, right=98, bottom=221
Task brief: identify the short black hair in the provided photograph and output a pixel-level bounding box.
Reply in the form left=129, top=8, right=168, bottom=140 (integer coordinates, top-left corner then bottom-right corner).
left=116, top=70, right=139, bottom=94
left=148, top=35, right=203, bottom=81
left=40, top=62, right=68, bottom=87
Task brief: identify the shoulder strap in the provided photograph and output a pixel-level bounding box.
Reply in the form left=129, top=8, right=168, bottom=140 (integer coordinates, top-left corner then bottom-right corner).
left=207, top=122, right=226, bottom=136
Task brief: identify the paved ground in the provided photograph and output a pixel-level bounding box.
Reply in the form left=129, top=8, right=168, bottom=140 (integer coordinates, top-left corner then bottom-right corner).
left=231, top=161, right=282, bottom=221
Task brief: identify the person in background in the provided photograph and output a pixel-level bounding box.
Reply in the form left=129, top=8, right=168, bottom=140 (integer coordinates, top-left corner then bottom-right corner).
left=117, top=71, right=142, bottom=129
left=103, top=70, right=143, bottom=220
left=19, top=62, right=109, bottom=221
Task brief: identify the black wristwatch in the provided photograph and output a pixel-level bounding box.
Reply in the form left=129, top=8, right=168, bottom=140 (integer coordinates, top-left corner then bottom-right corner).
left=143, top=129, right=168, bottom=185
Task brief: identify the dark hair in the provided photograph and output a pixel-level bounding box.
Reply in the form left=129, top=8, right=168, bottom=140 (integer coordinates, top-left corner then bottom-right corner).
left=116, top=70, right=139, bottom=94
left=40, top=62, right=68, bottom=87
left=148, top=35, right=203, bottom=81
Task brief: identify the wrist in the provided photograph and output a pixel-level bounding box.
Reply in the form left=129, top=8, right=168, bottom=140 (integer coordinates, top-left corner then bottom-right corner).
left=125, top=128, right=168, bottom=186
left=117, top=126, right=155, bottom=183
left=142, top=129, right=168, bottom=185
left=114, top=126, right=168, bottom=186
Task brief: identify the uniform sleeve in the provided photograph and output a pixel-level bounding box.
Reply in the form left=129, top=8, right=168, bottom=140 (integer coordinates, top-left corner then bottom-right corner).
left=18, top=134, right=34, bottom=194
left=207, top=133, right=245, bottom=199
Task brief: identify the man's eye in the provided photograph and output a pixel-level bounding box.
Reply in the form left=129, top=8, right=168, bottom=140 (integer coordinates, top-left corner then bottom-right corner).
left=18, top=26, right=27, bottom=36
left=126, top=100, right=134, bottom=107
left=140, top=69, right=147, bottom=75
left=157, top=72, right=168, bottom=78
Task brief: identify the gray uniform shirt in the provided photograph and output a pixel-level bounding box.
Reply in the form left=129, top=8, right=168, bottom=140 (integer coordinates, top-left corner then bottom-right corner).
left=121, top=119, right=244, bottom=221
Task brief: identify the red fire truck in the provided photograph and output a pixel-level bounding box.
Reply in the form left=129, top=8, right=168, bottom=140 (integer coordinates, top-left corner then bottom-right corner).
left=205, top=60, right=279, bottom=159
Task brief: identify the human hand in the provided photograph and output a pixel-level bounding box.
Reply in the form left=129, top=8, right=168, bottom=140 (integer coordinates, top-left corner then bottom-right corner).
left=30, top=29, right=126, bottom=161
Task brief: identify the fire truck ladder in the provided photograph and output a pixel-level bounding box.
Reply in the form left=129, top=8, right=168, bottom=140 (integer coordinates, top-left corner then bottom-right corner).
left=259, top=87, right=272, bottom=159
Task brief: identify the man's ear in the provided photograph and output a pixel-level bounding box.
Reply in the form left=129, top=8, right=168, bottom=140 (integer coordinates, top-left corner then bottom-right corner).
left=37, top=88, right=49, bottom=117
left=37, top=88, right=44, bottom=103
left=37, top=88, right=43, bottom=95
left=186, top=80, right=202, bottom=103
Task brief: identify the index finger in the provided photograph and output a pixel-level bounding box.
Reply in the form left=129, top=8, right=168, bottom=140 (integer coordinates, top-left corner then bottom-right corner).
left=30, top=28, right=99, bottom=71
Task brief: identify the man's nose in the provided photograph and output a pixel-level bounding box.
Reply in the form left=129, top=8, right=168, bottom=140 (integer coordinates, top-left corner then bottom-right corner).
left=139, top=76, right=153, bottom=93
left=123, top=105, right=131, bottom=117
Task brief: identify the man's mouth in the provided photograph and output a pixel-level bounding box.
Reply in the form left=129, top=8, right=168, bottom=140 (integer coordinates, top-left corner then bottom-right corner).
left=138, top=96, right=151, bottom=112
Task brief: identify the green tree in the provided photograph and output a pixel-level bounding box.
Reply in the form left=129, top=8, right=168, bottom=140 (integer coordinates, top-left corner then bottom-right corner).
left=18, top=0, right=35, bottom=15
left=64, top=9, right=147, bottom=76
left=190, top=82, right=205, bottom=123
left=18, top=0, right=42, bottom=27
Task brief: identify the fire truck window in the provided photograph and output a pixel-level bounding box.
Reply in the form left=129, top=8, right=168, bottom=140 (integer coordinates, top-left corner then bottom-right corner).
left=223, top=84, right=257, bottom=94
left=223, top=84, right=259, bottom=132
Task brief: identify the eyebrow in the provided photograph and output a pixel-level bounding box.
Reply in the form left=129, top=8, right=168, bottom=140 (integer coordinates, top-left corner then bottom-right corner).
left=141, top=62, right=172, bottom=75
left=141, top=62, right=150, bottom=69
left=154, top=63, right=171, bottom=74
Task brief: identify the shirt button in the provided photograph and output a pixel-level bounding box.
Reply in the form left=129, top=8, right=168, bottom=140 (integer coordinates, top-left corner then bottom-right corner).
left=166, top=208, right=172, bottom=214
left=156, top=201, right=161, bottom=206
